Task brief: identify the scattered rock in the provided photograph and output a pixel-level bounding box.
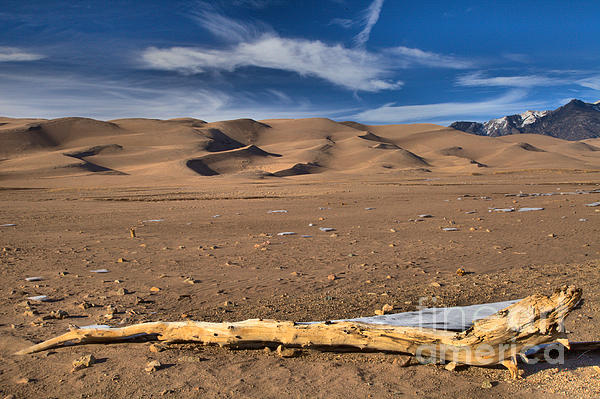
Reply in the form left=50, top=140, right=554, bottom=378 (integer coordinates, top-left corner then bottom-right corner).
left=276, top=345, right=298, bottom=358
left=481, top=379, right=493, bottom=389
left=117, top=258, right=127, bottom=263
left=456, top=268, right=466, bottom=276
left=392, top=355, right=411, bottom=367
left=150, top=287, right=161, bottom=292
left=548, top=233, right=556, bottom=238
left=116, top=287, right=129, bottom=296
left=72, top=354, right=96, bottom=372
left=49, top=309, right=69, bottom=319
left=16, top=377, right=32, bottom=384
left=382, top=303, right=394, bottom=313
left=145, top=360, right=162, bottom=372
left=149, top=343, right=164, bottom=353
left=430, top=282, right=442, bottom=287
left=327, top=274, right=337, bottom=281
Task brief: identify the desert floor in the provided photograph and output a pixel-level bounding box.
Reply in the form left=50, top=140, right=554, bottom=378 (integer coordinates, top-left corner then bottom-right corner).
left=1, top=172, right=600, bottom=398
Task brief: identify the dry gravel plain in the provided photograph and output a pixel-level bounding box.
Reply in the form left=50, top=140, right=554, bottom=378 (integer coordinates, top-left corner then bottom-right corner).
left=1, top=172, right=600, bottom=398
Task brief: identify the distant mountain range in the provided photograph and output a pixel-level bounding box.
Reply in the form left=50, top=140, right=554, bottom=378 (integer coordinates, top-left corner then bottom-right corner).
left=450, top=99, right=600, bottom=141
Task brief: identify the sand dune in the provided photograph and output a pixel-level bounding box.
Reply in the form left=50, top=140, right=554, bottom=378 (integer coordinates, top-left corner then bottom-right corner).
left=2, top=115, right=600, bottom=182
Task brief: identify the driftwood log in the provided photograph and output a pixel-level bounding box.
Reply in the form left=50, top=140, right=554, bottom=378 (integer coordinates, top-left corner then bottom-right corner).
left=16, top=285, right=582, bottom=379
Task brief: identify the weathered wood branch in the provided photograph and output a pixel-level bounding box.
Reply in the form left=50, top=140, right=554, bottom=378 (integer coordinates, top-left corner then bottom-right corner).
left=16, top=285, right=581, bottom=378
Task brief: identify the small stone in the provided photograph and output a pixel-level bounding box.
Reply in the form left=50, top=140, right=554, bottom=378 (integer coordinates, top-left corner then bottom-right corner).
left=49, top=309, right=69, bottom=319
left=72, top=354, right=96, bottom=371
left=116, top=287, right=128, bottom=296
left=150, top=287, right=161, bottom=292
left=149, top=343, right=163, bottom=353
left=389, top=243, right=396, bottom=247
left=16, top=377, right=32, bottom=384
left=23, top=310, right=37, bottom=317
left=481, top=379, right=493, bottom=389
left=276, top=345, right=298, bottom=358
left=386, top=275, right=392, bottom=279
left=117, top=258, right=126, bottom=263
left=548, top=233, right=556, bottom=238
left=263, top=346, right=272, bottom=353
left=430, top=282, right=441, bottom=287
left=78, top=301, right=93, bottom=310
left=327, top=274, right=336, bottom=281
left=382, top=303, right=394, bottom=313
left=390, top=229, right=396, bottom=233
left=178, top=245, right=185, bottom=249
left=223, top=301, right=233, bottom=307
left=374, top=309, right=385, bottom=316
left=145, top=360, right=162, bottom=372
left=469, top=227, right=476, bottom=231
left=4, top=394, right=16, bottom=399
left=392, top=355, right=411, bottom=367
left=445, top=361, right=458, bottom=371
left=456, top=268, right=466, bottom=276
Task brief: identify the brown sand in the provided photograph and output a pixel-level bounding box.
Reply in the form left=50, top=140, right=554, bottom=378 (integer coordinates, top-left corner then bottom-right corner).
left=1, top=117, right=600, bottom=398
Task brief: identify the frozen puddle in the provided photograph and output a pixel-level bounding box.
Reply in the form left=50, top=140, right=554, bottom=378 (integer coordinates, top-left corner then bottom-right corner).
left=319, top=227, right=335, bottom=232
left=90, top=269, right=109, bottom=273
left=27, top=295, right=49, bottom=302
left=442, top=227, right=459, bottom=231
left=142, top=219, right=163, bottom=223
left=1, top=223, right=16, bottom=227
left=267, top=210, right=288, bottom=213
left=25, top=277, right=43, bottom=282
left=277, top=232, right=296, bottom=236
left=490, top=208, right=514, bottom=212
left=517, top=207, right=544, bottom=212
left=586, top=202, right=600, bottom=207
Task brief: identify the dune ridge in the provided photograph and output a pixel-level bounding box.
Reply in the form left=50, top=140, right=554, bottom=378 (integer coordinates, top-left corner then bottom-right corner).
left=2, top=115, right=600, bottom=181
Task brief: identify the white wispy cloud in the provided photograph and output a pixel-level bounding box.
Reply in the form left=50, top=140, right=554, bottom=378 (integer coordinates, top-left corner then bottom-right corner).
left=354, top=0, right=385, bottom=47
left=0, top=47, right=44, bottom=62
left=577, top=75, right=600, bottom=90
left=142, top=36, right=403, bottom=92
left=190, top=2, right=271, bottom=42
left=0, top=71, right=355, bottom=121
left=351, top=90, right=548, bottom=123
left=387, top=47, right=474, bottom=69
left=457, top=72, right=567, bottom=87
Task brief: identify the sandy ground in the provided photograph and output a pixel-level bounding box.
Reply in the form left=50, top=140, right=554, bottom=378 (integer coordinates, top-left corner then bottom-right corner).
left=1, top=172, right=600, bottom=398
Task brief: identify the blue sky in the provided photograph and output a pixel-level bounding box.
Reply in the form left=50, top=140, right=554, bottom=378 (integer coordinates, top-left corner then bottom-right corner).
left=1, top=0, right=599, bottom=124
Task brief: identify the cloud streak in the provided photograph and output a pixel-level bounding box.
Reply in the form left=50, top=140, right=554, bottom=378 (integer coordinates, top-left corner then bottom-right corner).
left=0, top=47, right=44, bottom=62
left=354, top=0, right=385, bottom=47
left=387, top=47, right=474, bottom=69
left=457, top=72, right=567, bottom=88
left=351, top=90, right=549, bottom=123
left=142, top=36, right=403, bottom=92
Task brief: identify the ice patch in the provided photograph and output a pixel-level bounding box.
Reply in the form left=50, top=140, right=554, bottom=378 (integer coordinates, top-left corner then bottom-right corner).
left=442, top=228, right=459, bottom=231
left=490, top=208, right=514, bottom=212
left=142, top=219, right=163, bottom=223
left=277, top=232, right=296, bottom=236
left=25, top=277, right=43, bottom=282
left=517, top=207, right=544, bottom=212
left=319, top=227, right=335, bottom=232
left=585, top=202, right=600, bottom=207
left=27, top=295, right=48, bottom=302
left=418, top=214, right=433, bottom=218
left=1, top=223, right=16, bottom=227
left=90, top=269, right=109, bottom=273
left=268, top=210, right=288, bottom=213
